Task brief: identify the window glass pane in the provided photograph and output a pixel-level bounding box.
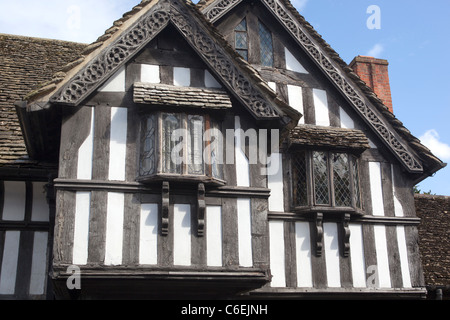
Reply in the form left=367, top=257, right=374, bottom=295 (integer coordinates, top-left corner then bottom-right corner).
left=140, top=114, right=157, bottom=176
left=162, top=113, right=182, bottom=174
left=258, top=21, right=274, bottom=67
left=352, top=157, right=362, bottom=208
left=313, top=151, right=330, bottom=205
left=235, top=18, right=247, bottom=32
left=188, top=115, right=205, bottom=175
left=236, top=49, right=248, bottom=61
left=210, top=121, right=223, bottom=180
left=235, top=32, right=248, bottom=49
left=333, top=153, right=351, bottom=207
left=292, top=151, right=308, bottom=206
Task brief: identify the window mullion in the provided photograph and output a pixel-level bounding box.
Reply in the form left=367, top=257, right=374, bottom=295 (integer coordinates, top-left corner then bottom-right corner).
left=328, top=152, right=335, bottom=207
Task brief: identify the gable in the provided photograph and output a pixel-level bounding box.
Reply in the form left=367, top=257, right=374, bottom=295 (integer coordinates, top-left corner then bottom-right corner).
left=200, top=0, right=446, bottom=179
left=25, top=0, right=299, bottom=130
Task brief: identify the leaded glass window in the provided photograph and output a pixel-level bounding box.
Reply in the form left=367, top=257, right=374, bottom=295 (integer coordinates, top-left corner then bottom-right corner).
left=313, top=151, right=330, bottom=205
left=258, top=21, right=274, bottom=67
left=292, top=151, right=308, bottom=206
left=333, top=153, right=351, bottom=207
left=188, top=115, right=205, bottom=175
left=235, top=18, right=248, bottom=61
left=140, top=114, right=157, bottom=176
left=162, top=113, right=182, bottom=174
left=139, top=112, right=224, bottom=183
left=292, top=150, right=362, bottom=211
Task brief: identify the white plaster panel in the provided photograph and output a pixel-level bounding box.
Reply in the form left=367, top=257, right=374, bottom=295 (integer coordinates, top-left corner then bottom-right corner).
left=104, top=192, right=125, bottom=266
left=205, top=70, right=221, bottom=88
left=267, top=153, right=284, bottom=212
left=313, top=88, right=330, bottom=126
left=141, top=64, right=160, bottom=83
left=269, top=221, right=286, bottom=287
left=206, top=206, right=223, bottom=267
left=29, top=231, right=48, bottom=295
left=0, top=231, right=20, bottom=294
left=369, top=162, right=385, bottom=216
left=287, top=85, right=304, bottom=125
left=109, top=107, right=128, bottom=181
left=339, top=106, right=354, bottom=129
left=2, top=181, right=26, bottom=221
left=174, top=67, right=191, bottom=87
left=237, top=198, right=253, bottom=267
left=324, top=223, right=341, bottom=288
left=295, top=222, right=313, bottom=288
left=285, top=47, right=308, bottom=74
left=235, top=116, right=250, bottom=187
left=77, top=108, right=94, bottom=180
left=31, top=182, right=49, bottom=222
left=373, top=225, right=392, bottom=288
left=349, top=224, right=367, bottom=288
left=396, top=226, right=412, bottom=288
left=72, top=192, right=91, bottom=265
left=173, top=204, right=192, bottom=266
left=139, top=204, right=159, bottom=265
left=99, top=66, right=125, bottom=92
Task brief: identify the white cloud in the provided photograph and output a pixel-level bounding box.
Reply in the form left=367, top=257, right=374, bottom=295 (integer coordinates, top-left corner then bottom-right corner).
left=419, top=130, right=450, bottom=161
left=366, top=43, right=384, bottom=58
left=0, top=0, right=140, bottom=43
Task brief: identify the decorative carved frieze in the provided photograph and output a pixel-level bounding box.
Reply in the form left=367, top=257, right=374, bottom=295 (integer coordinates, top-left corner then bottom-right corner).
left=202, top=0, right=242, bottom=22
left=49, top=0, right=280, bottom=120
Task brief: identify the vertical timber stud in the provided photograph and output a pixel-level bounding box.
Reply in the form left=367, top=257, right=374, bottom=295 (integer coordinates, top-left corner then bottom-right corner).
left=161, top=181, right=169, bottom=236
left=197, top=183, right=206, bottom=237
left=342, top=213, right=351, bottom=258
left=314, top=213, right=323, bottom=257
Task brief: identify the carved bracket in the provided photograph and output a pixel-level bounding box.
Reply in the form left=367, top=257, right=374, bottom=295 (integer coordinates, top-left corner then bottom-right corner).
left=314, top=212, right=323, bottom=257
left=197, top=183, right=206, bottom=237
left=161, top=181, right=170, bottom=236
left=342, top=213, right=351, bottom=258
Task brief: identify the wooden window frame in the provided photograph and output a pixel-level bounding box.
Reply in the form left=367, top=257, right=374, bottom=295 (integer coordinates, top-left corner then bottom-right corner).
left=290, top=150, right=363, bottom=215
left=138, top=111, right=226, bottom=186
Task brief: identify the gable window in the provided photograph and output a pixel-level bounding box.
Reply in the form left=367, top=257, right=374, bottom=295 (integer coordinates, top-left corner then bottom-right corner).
left=258, top=21, right=274, bottom=67
left=235, top=18, right=248, bottom=61
left=139, top=111, right=224, bottom=184
left=292, top=150, right=362, bottom=212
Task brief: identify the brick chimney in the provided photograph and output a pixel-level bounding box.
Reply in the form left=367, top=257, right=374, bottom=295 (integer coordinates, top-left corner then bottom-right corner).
left=349, top=56, right=394, bottom=113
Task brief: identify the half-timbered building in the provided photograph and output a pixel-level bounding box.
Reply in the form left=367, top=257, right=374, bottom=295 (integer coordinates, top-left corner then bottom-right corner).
left=0, top=0, right=446, bottom=299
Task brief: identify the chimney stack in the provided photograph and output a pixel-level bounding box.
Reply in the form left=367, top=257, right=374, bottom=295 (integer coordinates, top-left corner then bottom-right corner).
left=349, top=56, right=394, bottom=113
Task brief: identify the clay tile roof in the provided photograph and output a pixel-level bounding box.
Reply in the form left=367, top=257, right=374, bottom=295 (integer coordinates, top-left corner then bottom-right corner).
left=0, top=34, right=87, bottom=165
left=134, top=83, right=232, bottom=109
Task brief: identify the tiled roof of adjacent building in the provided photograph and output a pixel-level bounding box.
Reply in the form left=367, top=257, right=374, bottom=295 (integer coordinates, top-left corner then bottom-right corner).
left=0, top=34, right=87, bottom=165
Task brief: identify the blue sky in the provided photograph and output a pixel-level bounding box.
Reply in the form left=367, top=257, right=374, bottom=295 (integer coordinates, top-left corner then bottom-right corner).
left=1, top=0, right=449, bottom=195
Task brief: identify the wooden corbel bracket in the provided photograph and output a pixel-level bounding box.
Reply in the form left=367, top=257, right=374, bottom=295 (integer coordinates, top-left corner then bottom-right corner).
left=342, top=213, right=351, bottom=258
left=197, top=183, right=206, bottom=237
left=314, top=212, right=324, bottom=257
left=161, top=181, right=170, bottom=236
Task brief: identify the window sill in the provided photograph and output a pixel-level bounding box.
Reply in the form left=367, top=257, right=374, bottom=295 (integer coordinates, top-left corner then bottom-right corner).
left=137, top=173, right=226, bottom=187
left=292, top=206, right=364, bottom=216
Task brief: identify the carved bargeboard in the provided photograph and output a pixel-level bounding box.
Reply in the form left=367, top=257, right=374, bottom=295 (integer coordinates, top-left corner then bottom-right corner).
left=49, top=0, right=280, bottom=120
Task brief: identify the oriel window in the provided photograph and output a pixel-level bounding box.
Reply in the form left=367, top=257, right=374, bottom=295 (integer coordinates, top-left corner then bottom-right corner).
left=291, top=150, right=362, bottom=211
